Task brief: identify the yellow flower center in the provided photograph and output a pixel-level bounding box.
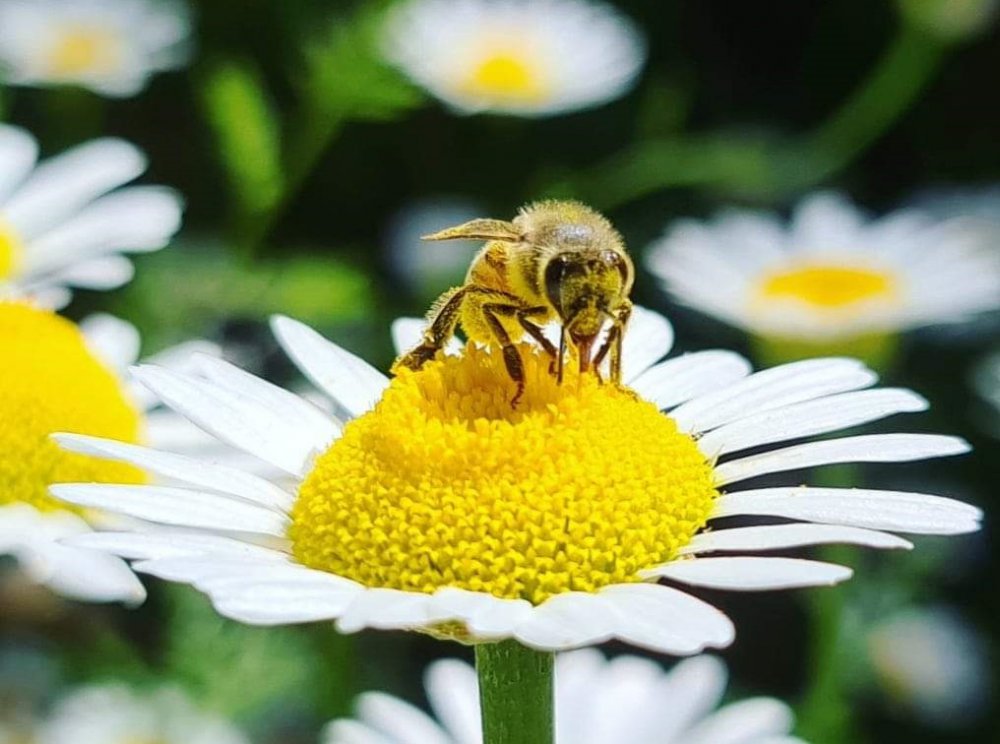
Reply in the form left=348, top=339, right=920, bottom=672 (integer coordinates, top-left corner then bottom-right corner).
left=759, top=263, right=897, bottom=310
left=0, top=302, right=143, bottom=513
left=48, top=25, right=123, bottom=77
left=291, top=344, right=717, bottom=605
left=0, top=217, right=21, bottom=280
left=462, top=51, right=548, bottom=104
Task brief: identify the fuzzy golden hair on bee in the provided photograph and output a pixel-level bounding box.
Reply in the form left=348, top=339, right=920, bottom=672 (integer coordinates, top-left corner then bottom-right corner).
left=394, top=200, right=634, bottom=406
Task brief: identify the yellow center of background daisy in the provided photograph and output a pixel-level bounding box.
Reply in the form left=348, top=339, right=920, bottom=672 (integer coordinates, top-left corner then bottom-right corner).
left=463, top=51, right=547, bottom=103
left=49, top=25, right=123, bottom=76
left=0, top=218, right=21, bottom=280
left=291, top=344, right=717, bottom=605
left=760, top=264, right=897, bottom=309
left=0, top=302, right=143, bottom=513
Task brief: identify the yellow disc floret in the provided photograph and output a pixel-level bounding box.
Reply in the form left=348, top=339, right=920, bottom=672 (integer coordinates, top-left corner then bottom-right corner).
left=462, top=50, right=548, bottom=104
left=0, top=302, right=143, bottom=513
left=48, top=25, right=123, bottom=77
left=0, top=217, right=21, bottom=280
left=292, top=344, right=717, bottom=605
left=760, top=263, right=897, bottom=309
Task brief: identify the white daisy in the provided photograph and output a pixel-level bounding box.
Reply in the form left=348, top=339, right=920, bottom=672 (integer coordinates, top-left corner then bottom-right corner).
left=0, top=0, right=190, bottom=98
left=0, top=303, right=220, bottom=604
left=51, top=307, right=980, bottom=653
left=646, top=191, right=1000, bottom=344
left=37, top=684, right=248, bottom=744
left=0, top=125, right=182, bottom=308
left=325, top=650, right=802, bottom=744
left=867, top=606, right=990, bottom=726
left=380, top=0, right=646, bottom=117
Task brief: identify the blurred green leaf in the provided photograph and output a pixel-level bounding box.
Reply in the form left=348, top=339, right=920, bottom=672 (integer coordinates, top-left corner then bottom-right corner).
left=162, top=586, right=327, bottom=722
left=299, top=2, right=424, bottom=123
left=202, top=59, right=285, bottom=218
left=116, top=240, right=374, bottom=348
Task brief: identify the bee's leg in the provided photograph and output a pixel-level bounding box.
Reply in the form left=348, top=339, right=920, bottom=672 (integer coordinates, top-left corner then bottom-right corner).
left=392, top=286, right=467, bottom=373
left=556, top=326, right=567, bottom=384
left=480, top=302, right=528, bottom=407
left=515, top=306, right=559, bottom=374
left=592, top=300, right=633, bottom=384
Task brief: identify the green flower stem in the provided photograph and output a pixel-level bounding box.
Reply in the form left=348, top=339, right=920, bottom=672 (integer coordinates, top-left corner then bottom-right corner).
left=475, top=640, right=554, bottom=744
left=237, top=113, right=345, bottom=257
left=561, top=22, right=946, bottom=209
left=795, top=22, right=946, bottom=184
left=797, top=464, right=862, bottom=744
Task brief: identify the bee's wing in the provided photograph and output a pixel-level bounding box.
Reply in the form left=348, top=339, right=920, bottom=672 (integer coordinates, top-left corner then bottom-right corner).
left=422, top=219, right=520, bottom=243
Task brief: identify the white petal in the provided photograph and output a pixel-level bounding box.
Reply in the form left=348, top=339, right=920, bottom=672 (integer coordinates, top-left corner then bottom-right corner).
left=337, top=589, right=434, bottom=634
left=3, top=138, right=147, bottom=238
left=191, top=353, right=340, bottom=448
left=22, top=186, right=182, bottom=274
left=681, top=524, right=912, bottom=554
left=36, top=541, right=147, bottom=605
left=79, top=313, right=141, bottom=372
left=427, top=587, right=534, bottom=639
left=671, top=358, right=876, bottom=434
left=425, top=659, right=480, bottom=744
left=646, top=557, right=852, bottom=590
left=390, top=317, right=464, bottom=358
left=271, top=315, right=389, bottom=419
left=714, top=434, right=970, bottom=485
left=630, top=351, right=752, bottom=410
left=686, top=698, right=796, bottom=744
left=64, top=530, right=289, bottom=562
left=697, top=388, right=928, bottom=457
left=714, top=487, right=982, bottom=534
left=620, top=305, right=674, bottom=382
left=0, top=124, right=38, bottom=203
left=323, top=719, right=396, bottom=744
left=51, top=484, right=288, bottom=536
left=131, top=364, right=324, bottom=476
left=0, top=505, right=145, bottom=605
left=391, top=317, right=426, bottom=356
left=41, top=254, right=135, bottom=289
left=355, top=692, right=453, bottom=744
left=597, top=583, right=736, bottom=655
left=513, top=592, right=618, bottom=650
left=53, top=433, right=295, bottom=511
left=647, top=656, right=729, bottom=742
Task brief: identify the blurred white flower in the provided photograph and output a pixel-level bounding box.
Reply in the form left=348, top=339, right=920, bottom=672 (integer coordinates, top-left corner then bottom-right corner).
left=0, top=305, right=225, bottom=605
left=646, top=191, right=1000, bottom=342
left=385, top=198, right=484, bottom=298
left=867, top=606, right=990, bottom=727
left=0, top=0, right=191, bottom=97
left=971, top=348, right=1000, bottom=437
left=38, top=684, right=248, bottom=744
left=381, top=0, right=646, bottom=117
left=0, top=125, right=182, bottom=309
left=325, top=650, right=803, bottom=744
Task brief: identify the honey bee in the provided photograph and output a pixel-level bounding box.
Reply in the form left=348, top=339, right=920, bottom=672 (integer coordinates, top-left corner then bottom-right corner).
left=392, top=200, right=634, bottom=404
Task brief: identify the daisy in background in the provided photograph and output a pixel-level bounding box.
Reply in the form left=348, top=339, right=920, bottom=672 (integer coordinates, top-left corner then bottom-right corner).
left=0, top=308, right=223, bottom=604
left=51, top=306, right=979, bottom=654
left=0, top=124, right=182, bottom=308
left=35, top=684, right=248, bottom=744
left=0, top=0, right=190, bottom=98
left=380, top=0, right=646, bottom=117
left=867, top=606, right=990, bottom=728
left=646, top=191, right=1000, bottom=366
left=326, top=650, right=802, bottom=744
